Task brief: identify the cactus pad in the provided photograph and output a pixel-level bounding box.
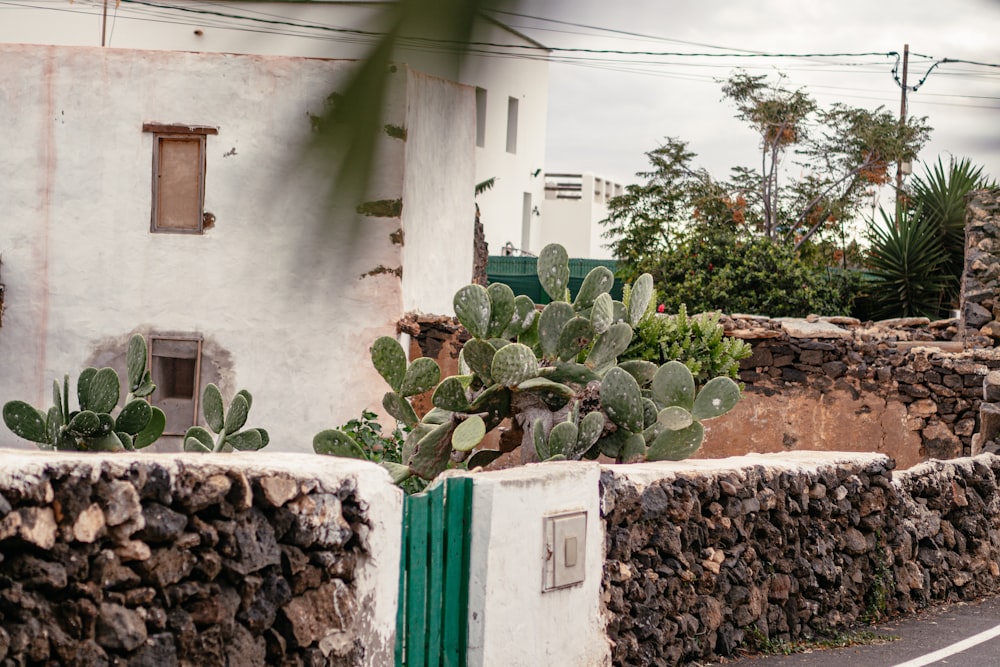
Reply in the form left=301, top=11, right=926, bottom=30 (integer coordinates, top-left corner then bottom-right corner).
left=432, top=377, right=471, bottom=412
left=502, top=295, right=537, bottom=339
left=600, top=367, right=644, bottom=433
left=126, top=334, right=147, bottom=392
left=538, top=302, right=574, bottom=358
left=537, top=243, right=570, bottom=302
left=491, top=343, right=538, bottom=387
left=618, top=360, right=658, bottom=387
left=202, top=384, right=225, bottom=433
left=692, top=376, right=741, bottom=420
left=454, top=284, right=492, bottom=339
left=652, top=361, right=695, bottom=410
left=452, top=415, right=486, bottom=452
left=313, top=429, right=366, bottom=458
left=627, top=273, right=654, bottom=326
left=557, top=317, right=595, bottom=362
left=225, top=393, right=250, bottom=434
left=647, top=421, right=705, bottom=461
left=371, top=336, right=407, bottom=393
left=591, top=293, right=614, bottom=334
left=2, top=402, right=48, bottom=443
left=574, top=265, right=614, bottom=311
left=586, top=322, right=633, bottom=370
left=462, top=339, right=496, bottom=383
left=400, top=357, right=441, bottom=398
left=547, top=421, right=579, bottom=458
left=116, top=399, right=152, bottom=435
left=486, top=283, right=516, bottom=338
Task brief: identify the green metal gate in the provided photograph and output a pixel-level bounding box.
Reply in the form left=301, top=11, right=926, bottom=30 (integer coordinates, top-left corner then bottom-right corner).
left=395, top=477, right=474, bottom=667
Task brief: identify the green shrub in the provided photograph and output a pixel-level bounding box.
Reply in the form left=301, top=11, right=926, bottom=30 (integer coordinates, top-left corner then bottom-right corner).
left=621, top=303, right=751, bottom=384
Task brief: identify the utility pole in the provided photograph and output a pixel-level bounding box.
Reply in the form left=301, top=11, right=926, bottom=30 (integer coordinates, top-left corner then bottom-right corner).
left=101, top=0, right=108, bottom=47
left=894, top=44, right=910, bottom=220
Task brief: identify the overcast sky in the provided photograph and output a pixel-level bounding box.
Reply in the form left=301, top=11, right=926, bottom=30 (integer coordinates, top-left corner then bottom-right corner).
left=506, top=0, right=1000, bottom=195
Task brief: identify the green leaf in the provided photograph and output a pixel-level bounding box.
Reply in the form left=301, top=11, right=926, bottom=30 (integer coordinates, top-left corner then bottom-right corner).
left=692, top=376, right=741, bottom=420
left=627, top=274, right=655, bottom=326
left=538, top=302, right=574, bottom=359
left=574, top=265, right=615, bottom=311
left=467, top=449, right=503, bottom=470
left=313, top=429, right=367, bottom=458
left=77, top=368, right=97, bottom=412
left=409, top=422, right=455, bottom=480
left=652, top=360, right=696, bottom=410
left=590, top=293, right=614, bottom=334
left=184, top=437, right=212, bottom=453
left=85, top=368, right=120, bottom=414
left=491, top=343, right=538, bottom=387
left=371, top=336, right=407, bottom=393
left=400, top=357, right=441, bottom=398
left=537, top=243, right=570, bottom=302
left=486, top=282, right=516, bottom=338
left=134, top=407, right=165, bottom=449
left=229, top=428, right=267, bottom=451
left=557, top=317, right=596, bottom=362
left=202, top=384, right=225, bottom=433
left=462, top=339, right=496, bottom=384
left=126, top=334, right=148, bottom=392
left=67, top=410, right=102, bottom=437
left=586, top=322, right=633, bottom=370
left=383, top=391, right=419, bottom=428
left=647, top=422, right=704, bottom=461
left=432, top=377, right=471, bottom=412
left=502, top=295, right=537, bottom=339
left=454, top=284, right=492, bottom=339
left=381, top=461, right=412, bottom=484
left=452, top=415, right=486, bottom=452
left=184, top=426, right=214, bottom=451
left=3, top=401, right=48, bottom=443
left=224, top=394, right=250, bottom=434
left=600, top=367, right=644, bottom=433
left=115, top=399, right=152, bottom=435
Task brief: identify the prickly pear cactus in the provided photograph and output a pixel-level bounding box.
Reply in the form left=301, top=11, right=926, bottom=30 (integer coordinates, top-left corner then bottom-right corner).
left=316, top=243, right=743, bottom=485
left=2, top=334, right=166, bottom=451
left=184, top=384, right=269, bottom=453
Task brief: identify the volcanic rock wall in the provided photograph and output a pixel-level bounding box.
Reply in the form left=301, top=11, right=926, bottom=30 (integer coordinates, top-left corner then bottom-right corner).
left=601, top=453, right=1000, bottom=666
left=0, top=452, right=400, bottom=667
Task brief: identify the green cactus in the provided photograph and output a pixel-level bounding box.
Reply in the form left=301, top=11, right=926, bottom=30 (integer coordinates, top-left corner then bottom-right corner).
left=316, top=243, right=743, bottom=486
left=2, top=334, right=165, bottom=451
left=184, top=384, right=269, bottom=453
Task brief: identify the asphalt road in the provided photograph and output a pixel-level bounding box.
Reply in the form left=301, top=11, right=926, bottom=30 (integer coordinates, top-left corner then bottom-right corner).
left=705, top=596, right=1000, bottom=667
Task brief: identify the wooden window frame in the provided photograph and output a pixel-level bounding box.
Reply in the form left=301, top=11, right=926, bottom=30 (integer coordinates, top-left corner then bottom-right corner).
left=143, top=123, right=217, bottom=234
left=148, top=334, right=203, bottom=436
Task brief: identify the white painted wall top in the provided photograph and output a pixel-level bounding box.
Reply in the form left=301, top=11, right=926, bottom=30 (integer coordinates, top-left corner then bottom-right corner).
left=541, top=172, right=623, bottom=259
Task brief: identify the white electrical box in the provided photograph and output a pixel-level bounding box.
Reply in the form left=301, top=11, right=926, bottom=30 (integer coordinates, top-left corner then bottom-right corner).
left=542, top=510, right=587, bottom=592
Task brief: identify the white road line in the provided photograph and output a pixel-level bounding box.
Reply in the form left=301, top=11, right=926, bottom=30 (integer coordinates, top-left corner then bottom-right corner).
left=891, top=623, right=1000, bottom=667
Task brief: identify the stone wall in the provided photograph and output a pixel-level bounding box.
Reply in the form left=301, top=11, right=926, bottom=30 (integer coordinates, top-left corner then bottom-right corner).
left=0, top=451, right=401, bottom=666
left=962, top=189, right=1000, bottom=341
left=702, top=315, right=1000, bottom=468
left=600, top=452, right=1000, bottom=666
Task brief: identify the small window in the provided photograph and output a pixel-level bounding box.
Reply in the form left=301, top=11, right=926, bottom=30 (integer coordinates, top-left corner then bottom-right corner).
left=149, top=335, right=203, bottom=436
left=475, top=87, right=487, bottom=148
left=143, top=123, right=217, bottom=233
left=506, top=97, right=519, bottom=154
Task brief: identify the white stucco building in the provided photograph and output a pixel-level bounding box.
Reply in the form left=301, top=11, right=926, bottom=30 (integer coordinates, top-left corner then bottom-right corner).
left=540, top=172, right=623, bottom=260
left=0, top=42, right=475, bottom=452
left=0, top=0, right=550, bottom=256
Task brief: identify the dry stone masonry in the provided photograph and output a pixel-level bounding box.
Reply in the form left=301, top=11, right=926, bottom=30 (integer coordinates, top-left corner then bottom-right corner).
left=600, top=452, right=1000, bottom=666
left=962, top=189, right=1000, bottom=342
left=0, top=452, right=398, bottom=667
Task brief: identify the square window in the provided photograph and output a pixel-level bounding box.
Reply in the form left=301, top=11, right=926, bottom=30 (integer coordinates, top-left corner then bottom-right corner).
left=143, top=123, right=217, bottom=234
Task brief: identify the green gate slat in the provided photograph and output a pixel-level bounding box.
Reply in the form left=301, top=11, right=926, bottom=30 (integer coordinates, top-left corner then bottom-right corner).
left=442, top=478, right=472, bottom=667
left=405, top=493, right=430, bottom=667
left=397, top=478, right=473, bottom=667
left=426, top=484, right=446, bottom=667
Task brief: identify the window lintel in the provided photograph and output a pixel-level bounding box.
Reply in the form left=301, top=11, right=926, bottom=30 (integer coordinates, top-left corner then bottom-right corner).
left=143, top=123, right=218, bottom=136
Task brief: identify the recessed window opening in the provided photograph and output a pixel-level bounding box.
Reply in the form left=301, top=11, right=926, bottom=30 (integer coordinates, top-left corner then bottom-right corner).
left=475, top=87, right=487, bottom=148
left=149, top=335, right=203, bottom=436
left=506, top=97, right=519, bottom=154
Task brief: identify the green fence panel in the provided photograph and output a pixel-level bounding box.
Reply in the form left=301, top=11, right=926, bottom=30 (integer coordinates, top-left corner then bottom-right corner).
left=487, top=256, right=623, bottom=303
left=397, top=477, right=474, bottom=667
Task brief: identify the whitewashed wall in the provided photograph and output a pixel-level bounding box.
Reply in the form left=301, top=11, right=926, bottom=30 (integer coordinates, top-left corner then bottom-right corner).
left=0, top=43, right=473, bottom=452
left=0, top=1, right=549, bottom=257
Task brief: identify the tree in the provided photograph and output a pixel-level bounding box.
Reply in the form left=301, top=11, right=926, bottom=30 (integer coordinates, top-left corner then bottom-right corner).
left=720, top=72, right=931, bottom=249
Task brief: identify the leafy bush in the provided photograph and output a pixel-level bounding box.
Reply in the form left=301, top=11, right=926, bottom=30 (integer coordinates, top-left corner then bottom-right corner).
left=621, top=303, right=751, bottom=384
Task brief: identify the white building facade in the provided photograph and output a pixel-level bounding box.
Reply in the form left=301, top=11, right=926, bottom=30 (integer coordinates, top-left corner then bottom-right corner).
left=540, top=172, right=623, bottom=260
left=0, top=0, right=550, bottom=257
left=0, top=42, right=475, bottom=452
